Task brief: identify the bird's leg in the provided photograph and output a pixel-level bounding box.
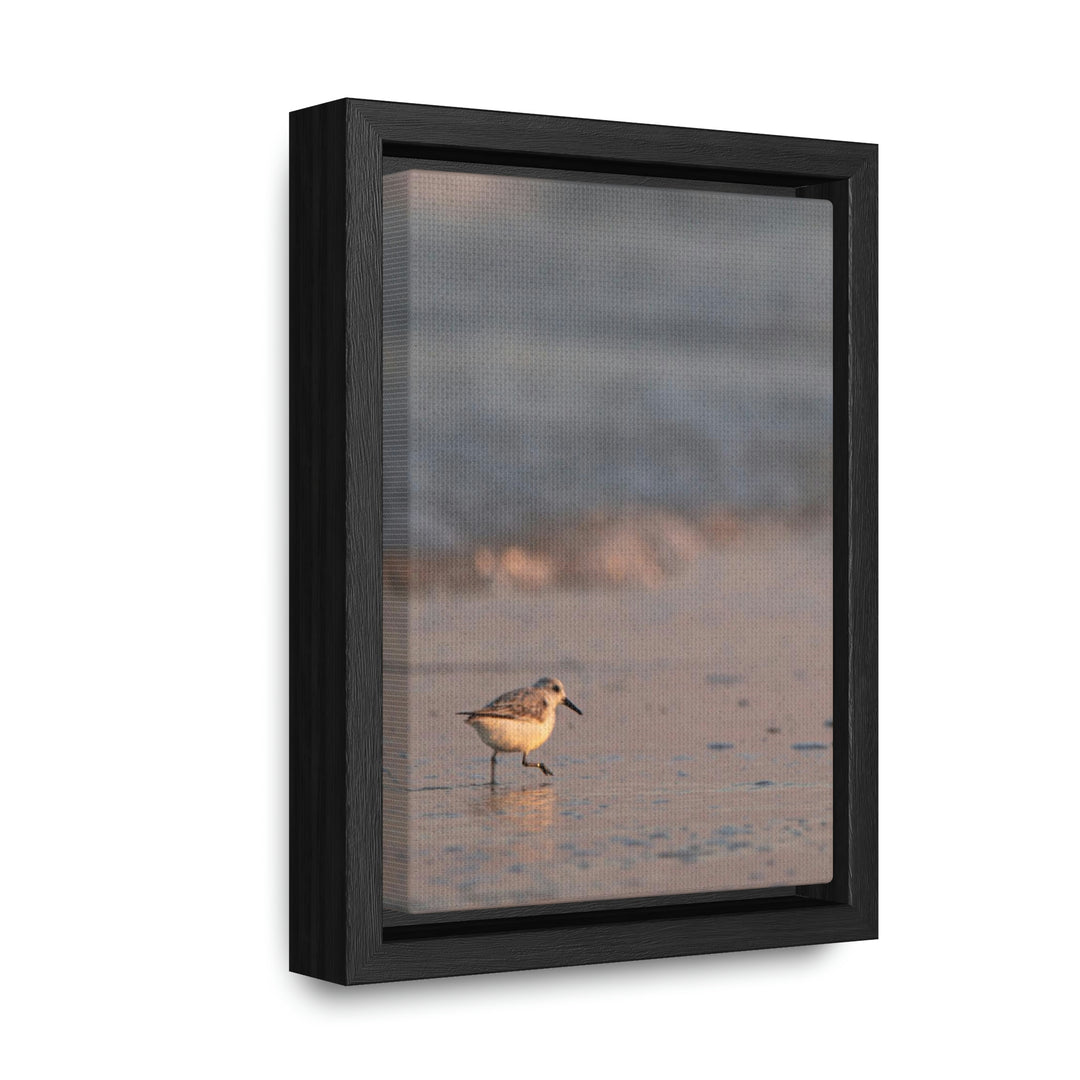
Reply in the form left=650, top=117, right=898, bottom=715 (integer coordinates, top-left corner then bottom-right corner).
left=521, top=754, right=554, bottom=777
left=490, top=751, right=498, bottom=786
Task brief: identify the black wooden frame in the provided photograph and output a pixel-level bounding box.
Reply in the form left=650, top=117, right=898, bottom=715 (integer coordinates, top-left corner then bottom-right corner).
left=290, top=98, right=877, bottom=985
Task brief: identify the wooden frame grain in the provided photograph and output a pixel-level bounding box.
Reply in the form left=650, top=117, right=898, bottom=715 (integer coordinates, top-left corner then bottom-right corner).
left=290, top=98, right=877, bottom=985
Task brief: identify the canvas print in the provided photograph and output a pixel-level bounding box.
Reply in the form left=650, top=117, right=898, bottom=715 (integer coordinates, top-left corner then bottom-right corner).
left=382, top=168, right=833, bottom=914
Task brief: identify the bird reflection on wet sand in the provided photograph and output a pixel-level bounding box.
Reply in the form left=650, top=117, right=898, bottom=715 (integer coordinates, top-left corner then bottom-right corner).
left=469, top=783, right=557, bottom=832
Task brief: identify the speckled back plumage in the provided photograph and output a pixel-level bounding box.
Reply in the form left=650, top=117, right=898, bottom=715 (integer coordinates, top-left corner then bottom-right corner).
left=460, top=685, right=551, bottom=724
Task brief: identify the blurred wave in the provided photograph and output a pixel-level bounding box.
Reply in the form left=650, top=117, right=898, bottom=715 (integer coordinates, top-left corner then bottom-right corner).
left=388, top=169, right=832, bottom=561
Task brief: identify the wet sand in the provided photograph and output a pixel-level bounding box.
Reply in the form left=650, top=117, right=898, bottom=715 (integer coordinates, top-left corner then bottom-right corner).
left=384, top=520, right=832, bottom=913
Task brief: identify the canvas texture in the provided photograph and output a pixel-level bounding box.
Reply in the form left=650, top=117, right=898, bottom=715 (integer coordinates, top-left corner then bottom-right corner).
left=383, top=169, right=833, bottom=913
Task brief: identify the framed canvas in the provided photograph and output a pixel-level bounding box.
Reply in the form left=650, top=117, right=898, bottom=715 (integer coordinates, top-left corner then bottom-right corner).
left=290, top=98, right=877, bottom=985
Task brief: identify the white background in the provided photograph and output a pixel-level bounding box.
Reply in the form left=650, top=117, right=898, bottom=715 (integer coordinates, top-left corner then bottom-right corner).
left=2, top=2, right=1077, bottom=1077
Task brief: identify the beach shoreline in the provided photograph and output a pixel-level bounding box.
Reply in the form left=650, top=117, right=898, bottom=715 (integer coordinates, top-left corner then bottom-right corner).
left=385, top=518, right=833, bottom=913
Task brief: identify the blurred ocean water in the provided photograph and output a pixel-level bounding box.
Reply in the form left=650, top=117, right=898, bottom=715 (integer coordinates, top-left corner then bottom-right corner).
left=386, top=169, right=832, bottom=552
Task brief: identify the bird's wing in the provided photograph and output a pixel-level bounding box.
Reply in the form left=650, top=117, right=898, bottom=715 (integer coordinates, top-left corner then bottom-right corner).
left=459, top=686, right=548, bottom=723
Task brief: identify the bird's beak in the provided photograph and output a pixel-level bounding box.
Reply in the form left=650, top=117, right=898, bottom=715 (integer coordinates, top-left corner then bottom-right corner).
left=563, top=698, right=582, bottom=715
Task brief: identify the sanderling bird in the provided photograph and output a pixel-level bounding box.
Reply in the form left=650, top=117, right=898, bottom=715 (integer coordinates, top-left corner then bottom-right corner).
left=458, top=676, right=582, bottom=785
